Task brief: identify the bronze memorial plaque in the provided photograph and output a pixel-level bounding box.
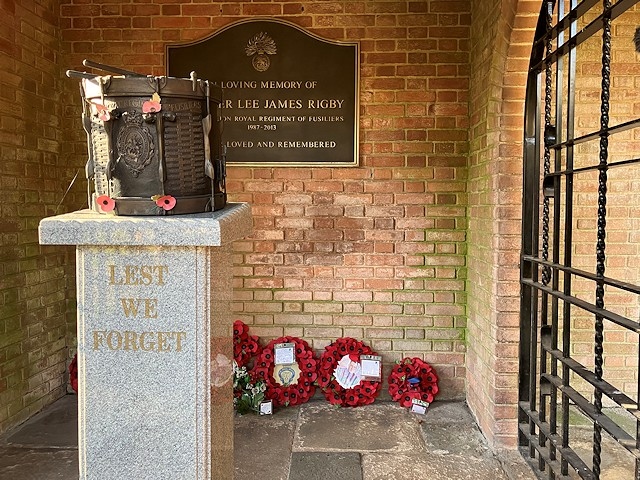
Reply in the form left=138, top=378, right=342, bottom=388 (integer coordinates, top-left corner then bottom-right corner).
left=166, top=18, right=359, bottom=167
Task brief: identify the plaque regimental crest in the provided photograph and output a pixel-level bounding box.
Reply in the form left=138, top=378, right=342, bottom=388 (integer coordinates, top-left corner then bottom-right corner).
left=116, top=110, right=155, bottom=177
left=245, top=32, right=276, bottom=72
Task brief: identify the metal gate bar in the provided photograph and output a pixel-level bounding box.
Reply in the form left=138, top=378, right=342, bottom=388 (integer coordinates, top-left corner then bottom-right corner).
left=519, top=0, right=640, bottom=478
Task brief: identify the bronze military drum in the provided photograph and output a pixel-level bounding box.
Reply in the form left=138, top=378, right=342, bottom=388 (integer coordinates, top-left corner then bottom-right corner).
left=71, top=64, right=226, bottom=216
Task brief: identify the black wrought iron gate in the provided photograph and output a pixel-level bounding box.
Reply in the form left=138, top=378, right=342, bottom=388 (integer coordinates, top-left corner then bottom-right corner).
left=519, top=0, right=640, bottom=478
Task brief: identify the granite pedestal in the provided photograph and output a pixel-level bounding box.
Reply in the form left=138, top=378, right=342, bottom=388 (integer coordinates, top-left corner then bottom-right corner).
left=39, top=203, right=252, bottom=480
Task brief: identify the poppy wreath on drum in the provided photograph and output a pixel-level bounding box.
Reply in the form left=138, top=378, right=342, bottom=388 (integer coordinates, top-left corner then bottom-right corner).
left=233, top=320, right=261, bottom=368
left=251, top=336, right=319, bottom=407
left=317, top=337, right=382, bottom=407
left=387, top=357, right=439, bottom=408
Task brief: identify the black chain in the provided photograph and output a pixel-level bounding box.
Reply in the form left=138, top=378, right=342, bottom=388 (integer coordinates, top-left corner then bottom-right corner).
left=541, top=0, right=553, bottom=286
left=593, top=2, right=611, bottom=479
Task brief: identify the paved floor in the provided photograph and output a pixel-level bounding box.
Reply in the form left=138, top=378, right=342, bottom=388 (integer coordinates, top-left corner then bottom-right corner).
left=0, top=394, right=538, bottom=479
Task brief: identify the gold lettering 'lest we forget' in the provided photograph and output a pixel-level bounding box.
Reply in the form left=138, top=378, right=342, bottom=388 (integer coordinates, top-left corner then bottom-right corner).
left=91, top=264, right=187, bottom=354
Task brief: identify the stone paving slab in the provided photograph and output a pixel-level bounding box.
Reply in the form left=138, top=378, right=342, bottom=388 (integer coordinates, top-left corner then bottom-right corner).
left=420, top=400, right=477, bottom=424
left=5, top=395, right=78, bottom=448
left=421, top=422, right=492, bottom=456
left=0, top=447, right=78, bottom=480
left=234, top=409, right=298, bottom=480
left=499, top=449, right=545, bottom=480
left=557, top=426, right=635, bottom=480
left=289, top=452, right=362, bottom=480
left=293, top=402, right=425, bottom=454
left=362, top=452, right=511, bottom=480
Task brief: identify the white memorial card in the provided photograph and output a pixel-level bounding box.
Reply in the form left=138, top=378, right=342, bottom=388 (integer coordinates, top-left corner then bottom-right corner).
left=360, top=355, right=382, bottom=382
left=410, top=399, right=430, bottom=415
left=259, top=400, right=273, bottom=415
left=274, top=343, right=296, bottom=365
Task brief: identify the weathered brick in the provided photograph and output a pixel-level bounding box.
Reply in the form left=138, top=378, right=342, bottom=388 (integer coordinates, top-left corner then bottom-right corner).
left=366, top=328, right=404, bottom=339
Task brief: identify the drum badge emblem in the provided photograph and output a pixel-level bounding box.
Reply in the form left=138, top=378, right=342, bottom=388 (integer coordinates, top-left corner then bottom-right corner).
left=116, top=110, right=155, bottom=177
left=246, top=31, right=277, bottom=72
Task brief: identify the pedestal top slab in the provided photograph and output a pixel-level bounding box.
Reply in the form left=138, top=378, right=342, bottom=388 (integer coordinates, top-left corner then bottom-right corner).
left=39, top=202, right=252, bottom=247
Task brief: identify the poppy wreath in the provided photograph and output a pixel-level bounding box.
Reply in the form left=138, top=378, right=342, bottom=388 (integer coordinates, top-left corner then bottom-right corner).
left=252, top=336, right=319, bottom=407
left=317, top=337, right=382, bottom=407
left=233, top=320, right=261, bottom=367
left=69, top=353, right=78, bottom=393
left=387, top=357, right=439, bottom=408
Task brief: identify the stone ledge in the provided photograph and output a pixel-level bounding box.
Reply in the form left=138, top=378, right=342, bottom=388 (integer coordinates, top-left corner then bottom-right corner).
left=38, top=202, right=252, bottom=247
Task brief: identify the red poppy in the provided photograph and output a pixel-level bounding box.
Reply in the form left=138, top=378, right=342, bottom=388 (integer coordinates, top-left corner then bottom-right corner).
left=142, top=93, right=162, bottom=114
left=155, top=195, right=176, bottom=211
left=232, top=320, right=261, bottom=367
left=422, top=393, right=434, bottom=403
left=234, top=321, right=247, bottom=336
left=96, top=195, right=115, bottom=213
left=401, top=394, right=415, bottom=408
left=142, top=100, right=161, bottom=113
left=346, top=394, right=358, bottom=406
left=91, top=102, right=111, bottom=122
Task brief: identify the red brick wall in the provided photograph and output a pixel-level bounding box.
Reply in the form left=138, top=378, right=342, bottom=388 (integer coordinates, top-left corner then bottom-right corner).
left=0, top=0, right=81, bottom=434
left=466, top=0, right=538, bottom=448
left=60, top=0, right=471, bottom=399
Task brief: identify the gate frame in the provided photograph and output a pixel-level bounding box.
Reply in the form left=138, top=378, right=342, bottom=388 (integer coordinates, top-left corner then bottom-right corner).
left=518, top=0, right=640, bottom=478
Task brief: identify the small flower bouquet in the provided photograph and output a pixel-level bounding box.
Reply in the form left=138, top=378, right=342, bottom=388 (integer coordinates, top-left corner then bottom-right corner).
left=233, top=361, right=267, bottom=415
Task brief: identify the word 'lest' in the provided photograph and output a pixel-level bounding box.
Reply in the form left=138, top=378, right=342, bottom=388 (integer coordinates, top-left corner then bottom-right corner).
left=108, top=265, right=168, bottom=286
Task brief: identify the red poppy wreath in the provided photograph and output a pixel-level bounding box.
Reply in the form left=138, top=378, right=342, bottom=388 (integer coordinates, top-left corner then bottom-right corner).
left=69, top=353, right=78, bottom=393
left=233, top=320, right=261, bottom=367
left=388, top=357, right=439, bottom=408
left=252, top=336, right=318, bottom=407
left=317, top=337, right=382, bottom=407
